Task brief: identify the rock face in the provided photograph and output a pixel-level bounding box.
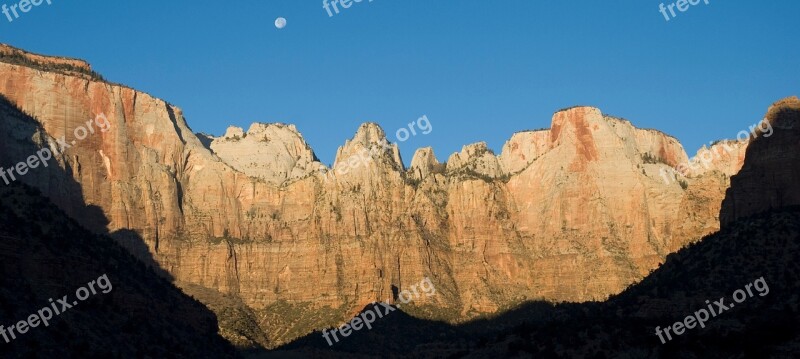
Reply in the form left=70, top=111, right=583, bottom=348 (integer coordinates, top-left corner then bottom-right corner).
left=0, top=43, right=92, bottom=73
left=204, top=123, right=322, bottom=185
left=333, top=122, right=403, bottom=171
left=447, top=142, right=503, bottom=178
left=685, top=140, right=749, bottom=178
left=499, top=130, right=550, bottom=174
left=0, top=45, right=761, bottom=347
left=498, top=107, right=713, bottom=300
left=409, top=147, right=440, bottom=180
left=721, top=97, right=800, bottom=227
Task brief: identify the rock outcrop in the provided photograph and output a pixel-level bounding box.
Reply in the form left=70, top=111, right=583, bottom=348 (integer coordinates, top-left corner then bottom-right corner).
left=446, top=142, right=503, bottom=179
left=0, top=44, right=767, bottom=347
left=721, top=97, right=800, bottom=226
left=685, top=140, right=749, bottom=178
left=499, top=130, right=550, bottom=174
left=204, top=123, right=322, bottom=185
left=409, top=147, right=440, bottom=180
left=0, top=43, right=92, bottom=72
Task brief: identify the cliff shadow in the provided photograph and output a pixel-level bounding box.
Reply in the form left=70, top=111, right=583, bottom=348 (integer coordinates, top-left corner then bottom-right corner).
left=0, top=94, right=172, bottom=280
left=265, top=206, right=800, bottom=358
left=720, top=99, right=800, bottom=227
left=0, top=95, right=235, bottom=355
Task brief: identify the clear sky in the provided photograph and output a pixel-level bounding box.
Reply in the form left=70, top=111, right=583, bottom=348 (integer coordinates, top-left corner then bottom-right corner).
left=0, top=0, right=798, bottom=165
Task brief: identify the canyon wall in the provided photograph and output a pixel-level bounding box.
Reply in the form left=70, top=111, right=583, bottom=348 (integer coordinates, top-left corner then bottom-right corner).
left=721, top=97, right=800, bottom=226
left=0, top=45, right=755, bottom=345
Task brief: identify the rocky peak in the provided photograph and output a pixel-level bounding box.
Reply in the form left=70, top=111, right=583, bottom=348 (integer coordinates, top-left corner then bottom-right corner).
left=249, top=122, right=298, bottom=134
left=409, top=147, right=441, bottom=180
left=349, top=122, right=387, bottom=146
left=2, top=43, right=793, bottom=349
left=446, top=142, right=503, bottom=178
left=604, top=116, right=689, bottom=168
left=334, top=122, right=403, bottom=172
left=223, top=126, right=245, bottom=139
left=207, top=122, right=320, bottom=185
left=548, top=106, right=605, bottom=165
left=765, top=96, right=800, bottom=131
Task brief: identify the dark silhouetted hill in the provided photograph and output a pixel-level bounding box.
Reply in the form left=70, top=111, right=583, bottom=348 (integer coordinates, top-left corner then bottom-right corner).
left=258, top=208, right=800, bottom=358
left=722, top=96, right=800, bottom=226
left=0, top=182, right=237, bottom=358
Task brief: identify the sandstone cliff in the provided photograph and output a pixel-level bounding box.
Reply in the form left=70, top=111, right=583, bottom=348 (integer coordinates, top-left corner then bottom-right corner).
left=0, top=44, right=762, bottom=347
left=203, top=123, right=322, bottom=185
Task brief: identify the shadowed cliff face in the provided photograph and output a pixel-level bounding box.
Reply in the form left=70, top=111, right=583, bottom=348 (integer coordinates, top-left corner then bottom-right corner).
left=0, top=183, right=238, bottom=358
left=721, top=97, right=800, bottom=227
left=0, top=45, right=759, bottom=348
left=0, top=96, right=235, bottom=357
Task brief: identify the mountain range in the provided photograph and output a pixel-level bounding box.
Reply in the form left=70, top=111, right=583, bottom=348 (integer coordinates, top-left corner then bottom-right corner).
left=0, top=43, right=797, bottom=358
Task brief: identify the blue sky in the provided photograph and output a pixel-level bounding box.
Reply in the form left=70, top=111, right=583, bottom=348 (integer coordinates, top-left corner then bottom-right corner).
left=0, top=1, right=798, bottom=165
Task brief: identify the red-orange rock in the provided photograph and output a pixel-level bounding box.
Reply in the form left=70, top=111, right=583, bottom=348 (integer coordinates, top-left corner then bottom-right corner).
left=0, top=45, right=764, bottom=346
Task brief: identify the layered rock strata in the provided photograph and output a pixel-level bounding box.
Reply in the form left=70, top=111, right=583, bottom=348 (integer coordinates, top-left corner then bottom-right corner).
left=0, top=44, right=770, bottom=346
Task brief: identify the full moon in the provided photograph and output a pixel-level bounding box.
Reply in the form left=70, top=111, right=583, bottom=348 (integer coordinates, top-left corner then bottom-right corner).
left=275, top=17, right=287, bottom=29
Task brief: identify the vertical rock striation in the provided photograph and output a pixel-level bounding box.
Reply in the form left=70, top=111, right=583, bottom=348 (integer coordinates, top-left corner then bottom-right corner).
left=0, top=44, right=768, bottom=346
